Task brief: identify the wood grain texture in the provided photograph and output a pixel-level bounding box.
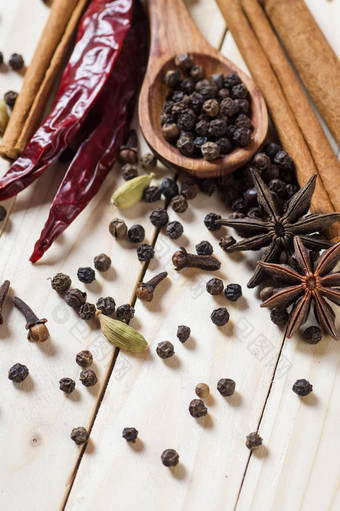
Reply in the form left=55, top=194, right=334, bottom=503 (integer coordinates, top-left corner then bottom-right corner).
left=138, top=0, right=268, bottom=178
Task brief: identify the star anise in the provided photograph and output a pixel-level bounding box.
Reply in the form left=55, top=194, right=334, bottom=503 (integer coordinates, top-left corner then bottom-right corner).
left=259, top=236, right=340, bottom=339
left=216, top=171, right=340, bottom=288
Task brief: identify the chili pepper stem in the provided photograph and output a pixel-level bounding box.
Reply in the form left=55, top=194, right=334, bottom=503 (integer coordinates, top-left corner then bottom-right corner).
left=0, top=280, right=10, bottom=325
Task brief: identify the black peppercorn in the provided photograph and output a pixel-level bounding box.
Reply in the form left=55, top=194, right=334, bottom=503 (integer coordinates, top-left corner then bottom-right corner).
left=270, top=307, right=288, bottom=325
left=59, top=377, right=75, bottom=394
left=195, top=119, right=209, bottom=137
left=160, top=177, right=179, bottom=199
left=231, top=83, right=248, bottom=99
left=286, top=183, right=299, bottom=198
left=292, top=379, right=313, bottom=396
left=0, top=205, right=7, bottom=222
left=208, top=119, right=227, bottom=138
left=171, top=90, right=185, bottom=103
left=174, top=52, right=193, bottom=71
left=211, top=307, right=230, bottom=326
left=195, top=240, right=213, bottom=256
left=201, top=141, right=220, bottom=160
left=206, top=277, right=224, bottom=295
left=202, top=98, right=219, bottom=117
left=269, top=178, right=286, bottom=197
left=265, top=142, right=282, bottom=159
left=161, top=449, right=179, bottom=467
left=9, top=53, right=24, bottom=70
left=303, top=326, right=322, bottom=344
left=71, top=427, right=89, bottom=445
left=65, top=289, right=87, bottom=308
left=156, top=340, right=175, bottom=359
left=190, top=64, right=205, bottom=81
left=234, top=98, right=249, bottom=114
left=116, top=303, right=135, bottom=321
left=177, top=113, right=196, bottom=132
left=143, top=186, right=162, bottom=202
left=189, top=398, right=208, bottom=418
left=79, top=303, right=96, bottom=320
left=217, top=378, right=235, bottom=396
left=96, top=296, right=116, bottom=316
left=180, top=180, right=199, bottom=200
left=76, top=350, right=93, bottom=368
left=150, top=208, right=169, bottom=227
left=216, top=137, right=232, bottom=154
left=122, top=427, right=138, bottom=443
left=51, top=273, right=72, bottom=292
left=246, top=432, right=263, bottom=450
left=94, top=253, right=111, bottom=272
left=137, top=243, right=154, bottom=262
left=204, top=212, right=221, bottom=231
left=274, top=150, right=293, bottom=169
left=235, top=114, right=252, bottom=130
left=218, top=88, right=230, bottom=100
left=233, top=127, right=252, bottom=147
left=195, top=383, right=210, bottom=398
left=220, top=97, right=238, bottom=117
left=176, top=135, right=195, bottom=156
left=0, top=52, right=3, bottom=65
left=140, top=152, right=157, bottom=170
left=243, top=187, right=258, bottom=207
left=253, top=152, right=270, bottom=170
left=8, top=363, right=29, bottom=383
left=224, top=73, right=241, bottom=88
left=199, top=180, right=217, bottom=196
left=80, top=369, right=98, bottom=387
left=179, top=78, right=194, bottom=94
left=121, top=163, right=138, bottom=181
left=164, top=69, right=181, bottom=88
left=225, top=284, right=242, bottom=302
left=4, top=90, right=18, bottom=108
left=109, top=218, right=127, bottom=239
left=162, top=123, right=180, bottom=141
left=177, top=325, right=190, bottom=343
left=219, top=235, right=236, bottom=251
left=170, top=194, right=188, bottom=213
left=77, top=267, right=95, bottom=284
left=231, top=197, right=248, bottom=214
left=128, top=224, right=145, bottom=243
left=166, top=221, right=184, bottom=239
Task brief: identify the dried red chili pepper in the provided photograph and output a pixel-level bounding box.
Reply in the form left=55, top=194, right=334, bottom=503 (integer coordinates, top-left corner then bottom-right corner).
left=0, top=0, right=135, bottom=201
left=30, top=0, right=148, bottom=262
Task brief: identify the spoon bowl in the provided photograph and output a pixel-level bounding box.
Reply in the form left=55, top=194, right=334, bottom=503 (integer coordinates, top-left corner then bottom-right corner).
left=138, top=0, right=268, bottom=178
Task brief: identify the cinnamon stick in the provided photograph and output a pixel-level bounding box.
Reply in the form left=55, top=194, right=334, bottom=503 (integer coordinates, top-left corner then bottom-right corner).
left=0, top=0, right=87, bottom=161
left=240, top=0, right=340, bottom=215
left=260, top=0, right=340, bottom=147
left=215, top=0, right=339, bottom=240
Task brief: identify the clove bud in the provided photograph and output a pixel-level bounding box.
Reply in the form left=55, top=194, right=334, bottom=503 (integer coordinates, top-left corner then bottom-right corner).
left=172, top=247, right=221, bottom=271
left=136, top=272, right=168, bottom=302
left=13, top=296, right=49, bottom=342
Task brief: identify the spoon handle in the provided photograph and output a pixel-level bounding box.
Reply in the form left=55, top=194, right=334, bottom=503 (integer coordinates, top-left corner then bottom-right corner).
left=147, top=0, right=202, bottom=58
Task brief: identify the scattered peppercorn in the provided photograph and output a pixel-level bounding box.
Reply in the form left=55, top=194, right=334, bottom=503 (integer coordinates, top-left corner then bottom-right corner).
left=76, top=350, right=93, bottom=368
left=4, top=90, right=18, bottom=108
left=270, top=307, right=288, bottom=325
left=96, top=296, right=116, bottom=316
left=170, top=194, right=188, bottom=213
left=161, top=449, right=179, bottom=467
left=121, top=163, right=138, bottom=181
left=180, top=180, right=199, bottom=200
left=246, top=432, right=263, bottom=450
left=77, top=267, right=95, bottom=284
left=189, top=398, right=208, bottom=418
left=79, top=303, right=96, bottom=320
left=211, top=307, right=230, bottom=326
left=0, top=52, right=3, bottom=65
left=122, top=427, right=138, bottom=443
left=156, top=341, right=175, bottom=359
left=292, top=379, right=313, bottom=396
left=140, top=152, right=157, bottom=170
left=195, top=383, right=210, bottom=399
left=137, top=243, right=154, bottom=262
left=0, top=205, right=6, bottom=222
left=196, top=240, right=213, bottom=256
left=8, top=363, right=29, bottom=383
left=80, top=369, right=98, bottom=387
left=166, top=220, right=183, bottom=239
left=150, top=208, right=169, bottom=227
left=217, top=378, right=235, bottom=397
left=116, top=304, right=135, bottom=321
left=109, top=218, right=127, bottom=239
left=274, top=150, right=293, bottom=169
left=206, top=277, right=224, bottom=295
left=9, top=53, right=24, bottom=70
left=59, top=377, right=75, bottom=394
left=253, top=152, right=270, bottom=170
left=128, top=224, right=145, bottom=243
left=94, top=253, right=111, bottom=272
left=303, top=326, right=322, bottom=344
left=65, top=289, right=87, bottom=308
left=225, top=284, right=242, bottom=302
left=70, top=427, right=89, bottom=445
left=160, top=177, right=179, bottom=199
left=143, top=186, right=162, bottom=202
left=51, top=273, right=71, bottom=292
left=204, top=212, right=221, bottom=231
left=219, top=235, right=236, bottom=251
left=177, top=325, right=190, bottom=343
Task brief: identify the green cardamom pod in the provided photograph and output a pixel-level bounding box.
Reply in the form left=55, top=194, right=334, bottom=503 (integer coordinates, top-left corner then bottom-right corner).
left=111, top=173, right=155, bottom=209
left=0, top=100, right=9, bottom=136
left=96, top=310, right=148, bottom=353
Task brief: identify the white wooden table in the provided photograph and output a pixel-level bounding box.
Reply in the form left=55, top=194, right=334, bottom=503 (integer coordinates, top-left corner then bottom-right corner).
left=0, top=1, right=339, bottom=510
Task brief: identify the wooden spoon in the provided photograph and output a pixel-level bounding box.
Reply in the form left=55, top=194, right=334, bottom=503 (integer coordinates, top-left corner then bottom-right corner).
left=138, top=0, right=268, bottom=178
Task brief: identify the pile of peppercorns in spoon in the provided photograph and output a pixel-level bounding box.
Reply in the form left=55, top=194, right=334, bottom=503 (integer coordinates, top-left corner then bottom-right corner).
left=161, top=53, right=253, bottom=160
